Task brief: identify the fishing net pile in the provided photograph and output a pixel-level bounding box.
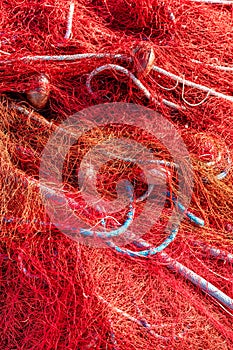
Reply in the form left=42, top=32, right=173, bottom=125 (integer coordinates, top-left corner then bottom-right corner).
left=1, top=1, right=233, bottom=349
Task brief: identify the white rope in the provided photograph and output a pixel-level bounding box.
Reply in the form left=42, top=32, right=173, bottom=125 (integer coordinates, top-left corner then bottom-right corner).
left=3, top=50, right=233, bottom=105
left=86, top=63, right=182, bottom=110
left=64, top=1, right=75, bottom=40
left=190, top=0, right=233, bottom=4
left=22, top=53, right=125, bottom=61
left=181, top=82, right=211, bottom=106
left=152, top=65, right=233, bottom=103
left=1, top=52, right=127, bottom=68
left=192, top=59, right=233, bottom=72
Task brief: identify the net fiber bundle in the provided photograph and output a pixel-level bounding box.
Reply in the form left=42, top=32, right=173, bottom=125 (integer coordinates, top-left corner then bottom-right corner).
left=1, top=1, right=233, bottom=349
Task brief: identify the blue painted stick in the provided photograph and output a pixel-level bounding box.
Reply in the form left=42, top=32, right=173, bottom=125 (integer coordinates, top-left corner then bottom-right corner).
left=193, top=241, right=233, bottom=264
left=160, top=251, right=233, bottom=311
left=132, top=238, right=233, bottom=311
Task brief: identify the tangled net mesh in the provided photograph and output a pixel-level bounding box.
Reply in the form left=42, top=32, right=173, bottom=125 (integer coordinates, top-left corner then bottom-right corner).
left=1, top=1, right=233, bottom=349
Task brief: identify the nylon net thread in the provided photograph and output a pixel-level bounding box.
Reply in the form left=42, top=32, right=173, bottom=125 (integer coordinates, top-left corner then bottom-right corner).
left=1, top=1, right=233, bottom=349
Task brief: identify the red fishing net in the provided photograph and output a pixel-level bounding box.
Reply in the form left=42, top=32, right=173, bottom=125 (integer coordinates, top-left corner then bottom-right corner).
left=1, top=1, right=233, bottom=349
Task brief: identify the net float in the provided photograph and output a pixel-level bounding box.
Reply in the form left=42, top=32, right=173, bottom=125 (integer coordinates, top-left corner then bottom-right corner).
left=26, top=74, right=50, bottom=109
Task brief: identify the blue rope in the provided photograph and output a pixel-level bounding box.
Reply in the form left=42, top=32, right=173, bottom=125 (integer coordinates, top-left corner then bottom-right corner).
left=137, top=188, right=204, bottom=226
left=216, top=168, right=230, bottom=180
left=79, top=183, right=134, bottom=239
left=2, top=217, right=50, bottom=227
left=80, top=203, right=134, bottom=238
left=41, top=181, right=135, bottom=239
left=106, top=225, right=178, bottom=258
left=167, top=192, right=204, bottom=227
left=99, top=153, right=204, bottom=227
left=99, top=190, right=203, bottom=257
left=214, top=149, right=231, bottom=180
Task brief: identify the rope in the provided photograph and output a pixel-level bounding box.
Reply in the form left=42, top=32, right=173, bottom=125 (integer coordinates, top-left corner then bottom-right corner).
left=132, top=238, right=233, bottom=311
left=190, top=0, right=233, bottom=4
left=107, top=224, right=179, bottom=257
left=3, top=52, right=233, bottom=106
left=64, top=1, right=75, bottom=40
left=97, top=295, right=170, bottom=340
left=192, top=241, right=233, bottom=264
left=152, top=65, right=233, bottom=104
left=86, top=63, right=182, bottom=110
left=160, top=251, right=233, bottom=311
left=192, top=59, right=233, bottom=72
